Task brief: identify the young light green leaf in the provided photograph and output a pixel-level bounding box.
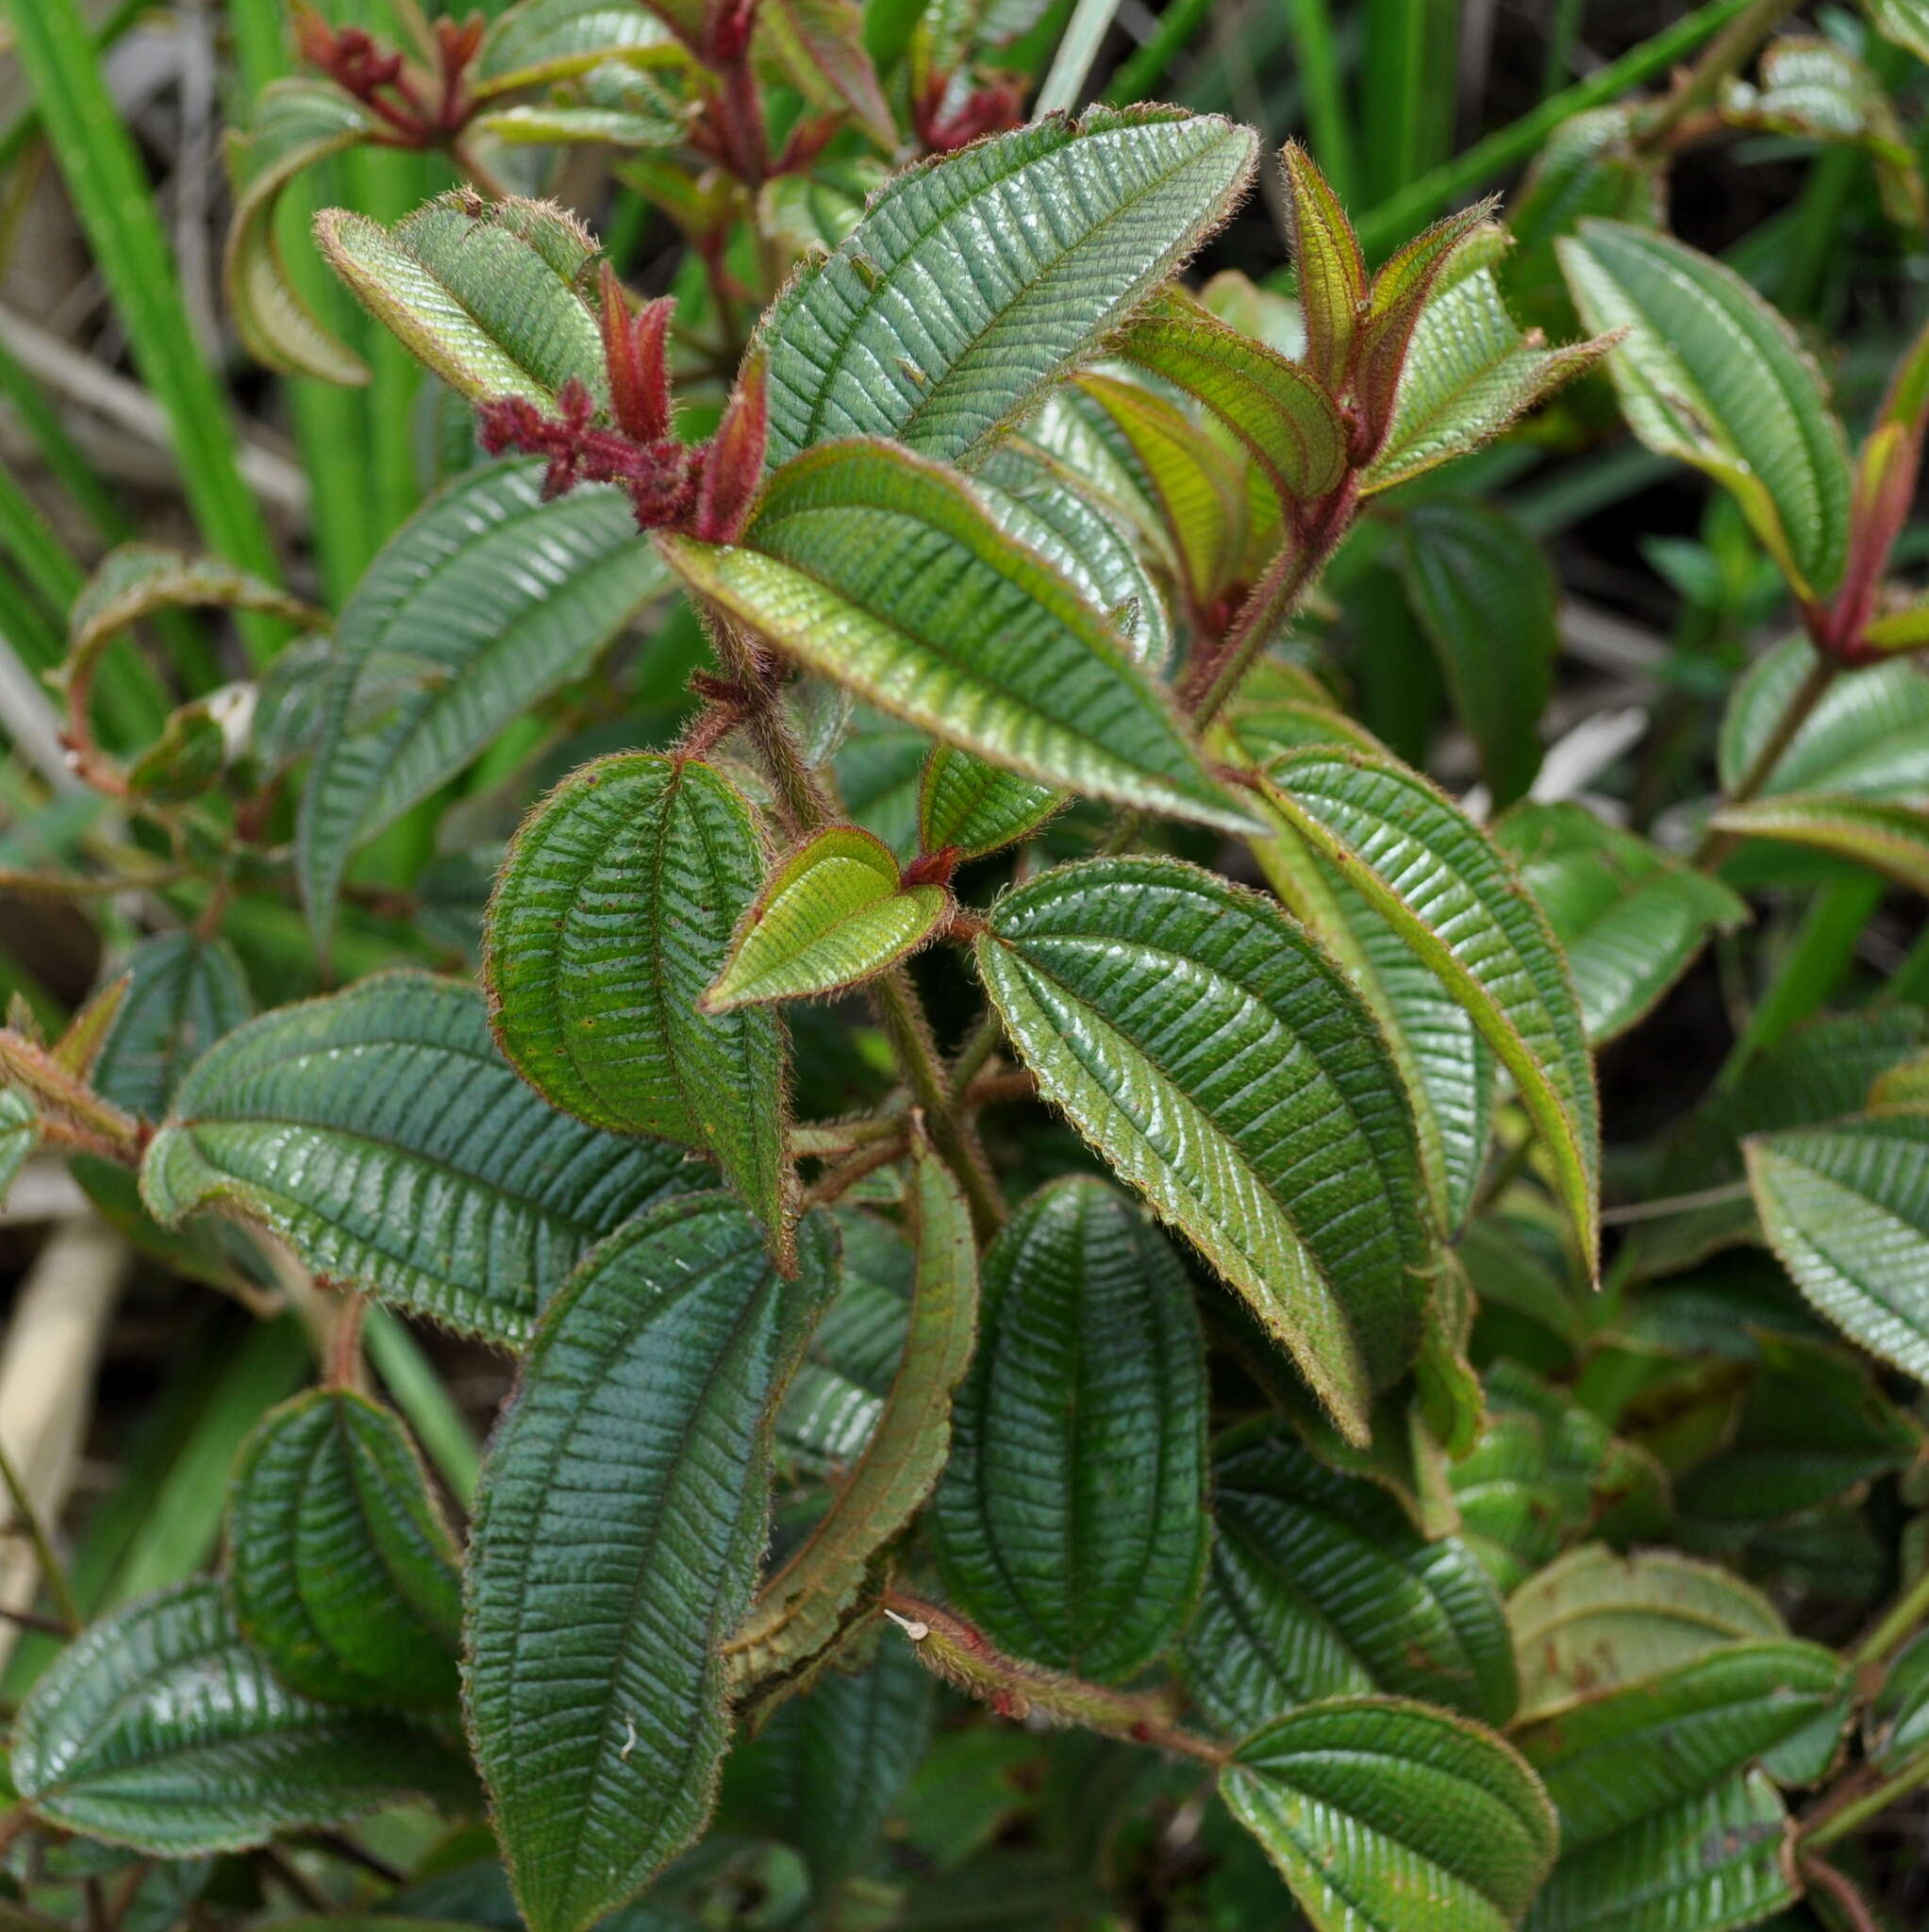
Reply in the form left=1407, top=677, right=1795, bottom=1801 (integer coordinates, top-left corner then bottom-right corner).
left=756, top=107, right=1257, bottom=471
left=1866, top=0, right=1929, bottom=63
left=0, top=1087, right=36, bottom=1202
left=1365, top=263, right=1611, bottom=491
left=1257, top=748, right=1601, bottom=1274
left=464, top=1197, right=837, bottom=1932
left=705, top=824, right=951, bottom=1012
left=1236, top=726, right=1497, bottom=1234
left=975, top=857, right=1429, bottom=1442
left=729, top=1144, right=975, bottom=1689
left=1495, top=804, right=1748, bottom=1044
left=1521, top=1773, right=1797, bottom=1932
left=1183, top=1420, right=1516, bottom=1736
left=931, top=1176, right=1206, bottom=1682
left=140, top=973, right=698, bottom=1347
left=756, top=0, right=895, bottom=152
left=1556, top=219, right=1852, bottom=597
left=1402, top=501, right=1556, bottom=808
left=473, top=0, right=681, bottom=93
left=1508, top=1544, right=1787, bottom=1724
left=1747, top=1110, right=1929, bottom=1385
left=9, top=1582, right=470, bottom=1854
left=1222, top=1697, right=1557, bottom=1932
left=1279, top=142, right=1367, bottom=393
left=1113, top=292, right=1347, bottom=504
left=1712, top=792, right=1929, bottom=893
left=224, top=79, right=375, bottom=383
left=226, top=1389, right=462, bottom=1708
left=484, top=753, right=788, bottom=1252
left=299, top=459, right=667, bottom=950
left=318, top=193, right=607, bottom=409
left=474, top=65, right=693, bottom=148
left=660, top=441, right=1253, bottom=834
left=1515, top=1641, right=1847, bottom=1847
left=1721, top=637, right=1929, bottom=801
left=1745, top=38, right=1924, bottom=228
left=87, top=932, right=255, bottom=1122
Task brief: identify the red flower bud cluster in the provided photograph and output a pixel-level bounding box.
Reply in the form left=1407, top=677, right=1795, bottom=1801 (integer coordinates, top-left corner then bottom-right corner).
left=474, top=273, right=767, bottom=544
left=913, top=73, right=1027, bottom=153
left=292, top=3, right=483, bottom=148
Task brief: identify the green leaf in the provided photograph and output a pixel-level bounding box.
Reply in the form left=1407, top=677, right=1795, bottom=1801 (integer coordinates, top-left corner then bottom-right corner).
left=1494, top=804, right=1748, bottom=1045
left=1747, top=1110, right=1929, bottom=1383
left=140, top=973, right=698, bottom=1347
left=1114, top=292, right=1347, bottom=504
left=1521, top=1772, right=1797, bottom=1932
left=755, top=107, right=1257, bottom=472
left=224, top=79, right=375, bottom=384
left=464, top=1196, right=837, bottom=1932
left=660, top=441, right=1252, bottom=833
left=1364, top=262, right=1611, bottom=492
left=473, top=0, right=682, bottom=94
left=730, top=1143, right=977, bottom=1688
left=1745, top=38, right=1923, bottom=229
left=1857, top=0, right=1929, bottom=71
left=1623, top=1008, right=1929, bottom=1280
left=931, top=1176, right=1206, bottom=1681
left=1257, top=747, right=1601, bottom=1274
left=757, top=0, right=895, bottom=151
left=474, top=66, right=693, bottom=148
left=0, top=1087, right=35, bottom=1203
left=1867, top=1627, right=1929, bottom=1765
left=1556, top=220, right=1852, bottom=597
left=299, top=459, right=667, bottom=950
left=484, top=753, right=788, bottom=1251
left=87, top=933, right=255, bottom=1123
left=318, top=193, right=607, bottom=410
left=1279, top=142, right=1367, bottom=394
left=706, top=825, right=951, bottom=1011
left=1183, top=1420, right=1516, bottom=1735
left=1508, top=1545, right=1787, bottom=1724
left=722, top=1638, right=933, bottom=1899
left=975, top=857, right=1429, bottom=1442
left=9, top=1582, right=470, bottom=1855
left=226, top=1389, right=462, bottom=1708
left=1221, top=1696, right=1556, bottom=1932
left=1237, top=728, right=1497, bottom=1234
left=1720, top=637, right=1929, bottom=802
left=1401, top=501, right=1556, bottom=808
left=1713, top=791, right=1929, bottom=893
left=1516, top=1641, right=1847, bottom=1847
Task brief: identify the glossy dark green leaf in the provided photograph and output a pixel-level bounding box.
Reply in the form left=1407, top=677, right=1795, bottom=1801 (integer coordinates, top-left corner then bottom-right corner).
left=1747, top=1110, right=1929, bottom=1383
left=1522, top=1772, right=1797, bottom=1932
left=662, top=441, right=1250, bottom=834
left=1720, top=637, right=1929, bottom=803
left=1240, top=748, right=1496, bottom=1233
left=300, top=460, right=668, bottom=951
left=755, top=108, right=1258, bottom=471
left=1258, top=748, right=1600, bottom=1273
left=1183, top=1420, right=1516, bottom=1734
left=731, top=1144, right=976, bottom=1689
left=1495, top=804, right=1747, bottom=1045
left=226, top=1389, right=462, bottom=1708
left=1508, top=1544, right=1787, bottom=1723
left=931, top=1176, right=1206, bottom=1681
left=1624, top=1008, right=1929, bottom=1279
left=464, top=1197, right=837, bottom=1932
left=723, top=1638, right=932, bottom=1899
left=9, top=1582, right=470, bottom=1854
left=141, top=973, right=696, bottom=1347
left=1402, top=502, right=1555, bottom=808
left=86, top=933, right=254, bottom=1123
left=1558, top=220, right=1852, bottom=597
left=1221, top=1696, right=1557, bottom=1932
left=484, top=753, right=787, bottom=1249
left=1516, top=1641, right=1847, bottom=1846
left=976, top=858, right=1429, bottom=1442
left=318, top=192, right=607, bottom=409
